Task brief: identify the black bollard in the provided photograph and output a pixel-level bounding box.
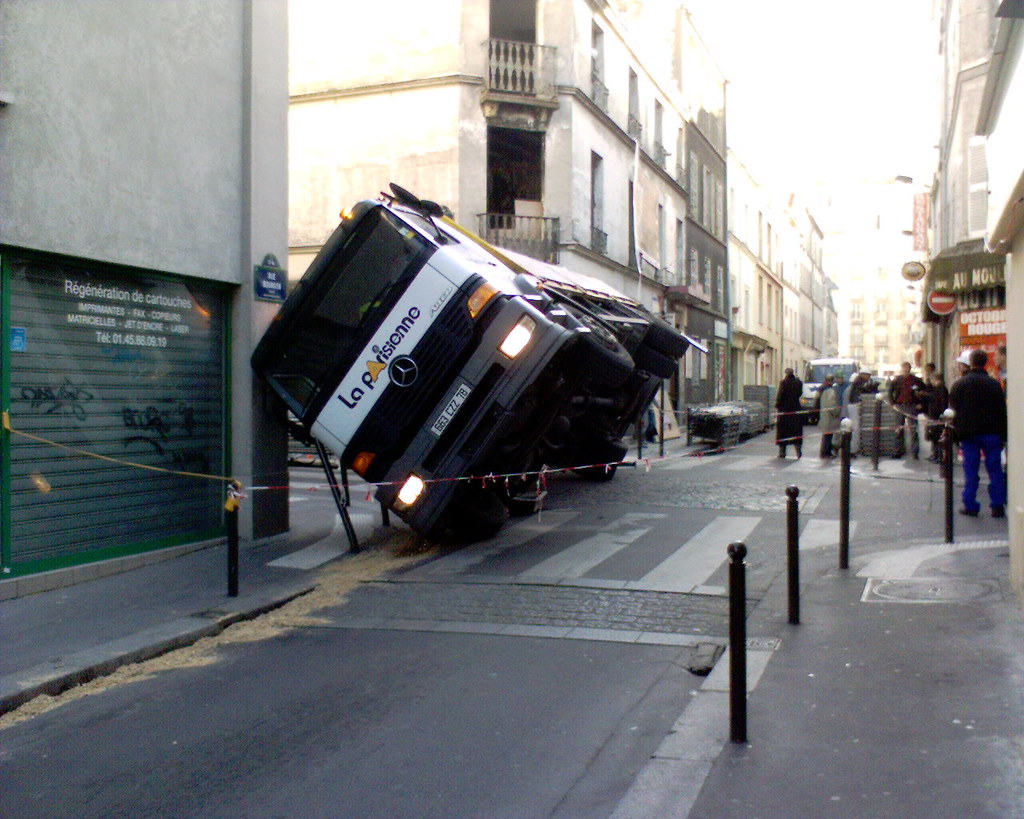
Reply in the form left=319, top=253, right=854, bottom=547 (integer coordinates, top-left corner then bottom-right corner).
left=839, top=424, right=851, bottom=570
left=225, top=481, right=242, bottom=598
left=871, top=397, right=882, bottom=472
left=659, top=382, right=666, bottom=459
left=943, top=418, right=955, bottom=544
left=786, top=485, right=800, bottom=625
left=728, top=541, right=748, bottom=744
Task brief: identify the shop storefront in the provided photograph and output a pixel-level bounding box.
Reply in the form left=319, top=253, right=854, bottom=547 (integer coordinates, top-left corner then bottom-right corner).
left=1, top=249, right=229, bottom=577
left=921, top=239, right=1005, bottom=379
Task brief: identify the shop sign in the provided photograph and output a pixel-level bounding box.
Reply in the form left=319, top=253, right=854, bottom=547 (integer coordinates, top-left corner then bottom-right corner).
left=930, top=263, right=1004, bottom=293
left=927, top=291, right=957, bottom=316
left=959, top=308, right=1006, bottom=377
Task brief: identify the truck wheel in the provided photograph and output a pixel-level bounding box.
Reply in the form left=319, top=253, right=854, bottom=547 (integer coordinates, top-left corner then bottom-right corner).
left=573, top=436, right=627, bottom=481
left=632, top=344, right=678, bottom=379
left=447, top=486, right=509, bottom=541
left=640, top=315, right=691, bottom=358
left=559, top=303, right=634, bottom=387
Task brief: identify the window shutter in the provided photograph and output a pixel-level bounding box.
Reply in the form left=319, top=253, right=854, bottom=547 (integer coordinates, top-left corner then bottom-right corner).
left=967, top=137, right=988, bottom=237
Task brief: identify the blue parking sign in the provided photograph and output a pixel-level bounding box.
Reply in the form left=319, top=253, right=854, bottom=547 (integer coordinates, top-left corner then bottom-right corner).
left=10, top=327, right=26, bottom=352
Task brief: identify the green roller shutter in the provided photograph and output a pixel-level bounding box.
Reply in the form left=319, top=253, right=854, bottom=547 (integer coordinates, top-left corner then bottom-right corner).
left=2, top=250, right=228, bottom=575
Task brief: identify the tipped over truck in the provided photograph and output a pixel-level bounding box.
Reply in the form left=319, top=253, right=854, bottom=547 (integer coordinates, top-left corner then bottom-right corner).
left=253, top=185, right=702, bottom=539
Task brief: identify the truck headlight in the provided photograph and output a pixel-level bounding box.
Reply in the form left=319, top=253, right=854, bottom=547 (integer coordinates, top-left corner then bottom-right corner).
left=499, top=316, right=535, bottom=358
left=397, top=474, right=425, bottom=507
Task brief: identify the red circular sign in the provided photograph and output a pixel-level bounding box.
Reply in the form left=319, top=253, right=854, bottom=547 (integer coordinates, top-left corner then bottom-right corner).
left=927, top=290, right=957, bottom=316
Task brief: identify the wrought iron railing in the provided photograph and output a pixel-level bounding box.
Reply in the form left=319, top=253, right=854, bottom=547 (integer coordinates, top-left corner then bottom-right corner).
left=590, top=71, right=609, bottom=112
left=653, top=142, right=668, bottom=168
left=477, top=214, right=560, bottom=264
left=485, top=39, right=556, bottom=99
left=628, top=114, right=643, bottom=141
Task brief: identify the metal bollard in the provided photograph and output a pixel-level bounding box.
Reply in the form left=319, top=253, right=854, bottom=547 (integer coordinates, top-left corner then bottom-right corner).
left=839, top=418, right=852, bottom=570
left=728, top=541, right=748, bottom=744
left=786, top=485, right=800, bottom=625
left=871, top=397, right=882, bottom=472
left=659, top=381, right=666, bottom=459
left=225, top=481, right=243, bottom=598
left=942, top=408, right=956, bottom=544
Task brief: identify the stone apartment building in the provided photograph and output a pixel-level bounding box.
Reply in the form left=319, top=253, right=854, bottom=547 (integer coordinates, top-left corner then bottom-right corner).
left=727, top=151, right=783, bottom=392
left=288, top=0, right=727, bottom=407
left=924, top=0, right=1006, bottom=381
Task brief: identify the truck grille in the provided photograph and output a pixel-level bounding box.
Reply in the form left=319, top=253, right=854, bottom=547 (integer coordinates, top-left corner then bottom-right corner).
left=345, top=295, right=481, bottom=474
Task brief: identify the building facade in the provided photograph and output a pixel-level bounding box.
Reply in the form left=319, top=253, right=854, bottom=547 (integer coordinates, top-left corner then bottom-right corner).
left=289, top=0, right=728, bottom=408
left=972, top=1, right=1022, bottom=593
left=0, top=1, right=289, bottom=579
left=727, top=152, right=783, bottom=393
left=924, top=0, right=1006, bottom=383
left=815, top=180, right=927, bottom=377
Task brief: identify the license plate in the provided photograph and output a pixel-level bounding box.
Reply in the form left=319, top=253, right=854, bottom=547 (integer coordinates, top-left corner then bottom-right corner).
left=430, top=382, right=472, bottom=437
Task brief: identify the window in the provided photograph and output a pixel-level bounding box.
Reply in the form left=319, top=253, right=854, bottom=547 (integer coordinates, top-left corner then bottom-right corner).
left=675, top=219, right=684, bottom=285
left=715, top=179, right=724, bottom=238
left=689, top=248, right=699, bottom=285
left=703, top=256, right=711, bottom=288
left=716, top=264, right=724, bottom=312
left=628, top=69, right=641, bottom=140
left=590, top=152, right=605, bottom=253
left=757, top=277, right=764, bottom=325
left=850, top=301, right=863, bottom=320
left=658, top=204, right=666, bottom=274
left=689, top=151, right=699, bottom=199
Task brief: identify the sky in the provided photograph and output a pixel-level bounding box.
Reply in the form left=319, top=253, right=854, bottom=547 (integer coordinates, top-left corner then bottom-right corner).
left=683, top=0, right=940, bottom=193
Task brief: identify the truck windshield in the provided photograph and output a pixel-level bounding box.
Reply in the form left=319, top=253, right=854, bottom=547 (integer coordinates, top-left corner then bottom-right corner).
left=806, top=362, right=858, bottom=383
left=257, top=207, right=432, bottom=416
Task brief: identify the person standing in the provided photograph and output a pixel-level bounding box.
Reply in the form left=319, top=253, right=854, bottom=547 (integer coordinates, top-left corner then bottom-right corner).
left=949, top=349, right=1007, bottom=517
left=924, top=372, right=949, bottom=463
left=818, top=374, right=840, bottom=458
left=775, top=368, right=804, bottom=458
left=845, top=370, right=872, bottom=456
left=888, top=361, right=925, bottom=458
left=916, top=362, right=936, bottom=457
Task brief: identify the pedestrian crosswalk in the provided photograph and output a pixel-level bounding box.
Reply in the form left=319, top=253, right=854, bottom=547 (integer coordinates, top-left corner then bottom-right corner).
left=388, top=501, right=861, bottom=594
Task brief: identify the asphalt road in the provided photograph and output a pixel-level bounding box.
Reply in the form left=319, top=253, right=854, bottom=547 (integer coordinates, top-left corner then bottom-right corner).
left=2, top=434, right=1008, bottom=817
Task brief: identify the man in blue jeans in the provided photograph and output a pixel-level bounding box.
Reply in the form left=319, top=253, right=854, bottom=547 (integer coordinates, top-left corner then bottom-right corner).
left=949, top=349, right=1007, bottom=517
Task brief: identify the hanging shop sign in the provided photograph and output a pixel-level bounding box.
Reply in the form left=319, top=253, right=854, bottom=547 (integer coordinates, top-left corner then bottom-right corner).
left=901, top=261, right=926, bottom=282
left=3, top=252, right=227, bottom=574
left=929, top=261, right=1004, bottom=293
left=926, top=290, right=957, bottom=316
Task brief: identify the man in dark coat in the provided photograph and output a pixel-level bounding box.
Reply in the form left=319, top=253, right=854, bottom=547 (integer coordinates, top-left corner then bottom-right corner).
left=949, top=349, right=1007, bottom=517
left=775, top=368, right=804, bottom=458
left=889, top=361, right=926, bottom=458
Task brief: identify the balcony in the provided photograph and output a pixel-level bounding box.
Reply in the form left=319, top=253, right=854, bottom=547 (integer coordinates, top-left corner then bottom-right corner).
left=590, top=71, right=609, bottom=112
left=477, top=214, right=560, bottom=264
left=653, top=142, right=668, bottom=169
left=591, top=227, right=608, bottom=255
left=628, top=114, right=642, bottom=142
left=481, top=39, right=558, bottom=131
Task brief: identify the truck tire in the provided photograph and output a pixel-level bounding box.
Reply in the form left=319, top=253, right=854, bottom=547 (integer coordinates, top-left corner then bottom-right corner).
left=447, top=485, right=509, bottom=541
left=632, top=344, right=677, bottom=379
left=573, top=436, right=628, bottom=481
left=640, top=315, right=690, bottom=358
left=559, top=303, right=634, bottom=387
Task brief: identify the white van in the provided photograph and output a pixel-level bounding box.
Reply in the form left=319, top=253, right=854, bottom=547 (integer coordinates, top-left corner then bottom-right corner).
left=801, top=357, right=860, bottom=424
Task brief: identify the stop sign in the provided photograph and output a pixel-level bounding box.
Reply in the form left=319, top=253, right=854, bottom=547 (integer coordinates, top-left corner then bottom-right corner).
left=927, top=290, right=957, bottom=316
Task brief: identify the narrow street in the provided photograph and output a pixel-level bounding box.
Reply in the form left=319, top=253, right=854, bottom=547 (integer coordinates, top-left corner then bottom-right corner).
left=3, top=431, right=1014, bottom=817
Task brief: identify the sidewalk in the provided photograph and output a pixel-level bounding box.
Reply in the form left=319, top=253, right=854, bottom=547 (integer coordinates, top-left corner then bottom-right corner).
left=0, top=493, right=393, bottom=717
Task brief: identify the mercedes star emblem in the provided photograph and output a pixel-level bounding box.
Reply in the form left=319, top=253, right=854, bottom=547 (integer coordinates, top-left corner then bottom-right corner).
left=389, top=355, right=419, bottom=387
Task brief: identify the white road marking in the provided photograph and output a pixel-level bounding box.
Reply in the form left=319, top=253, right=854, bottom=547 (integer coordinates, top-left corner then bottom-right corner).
left=520, top=514, right=665, bottom=579
left=799, top=518, right=859, bottom=550
left=418, top=509, right=581, bottom=575
left=626, top=515, right=761, bottom=593
left=268, top=512, right=376, bottom=569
